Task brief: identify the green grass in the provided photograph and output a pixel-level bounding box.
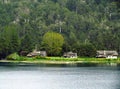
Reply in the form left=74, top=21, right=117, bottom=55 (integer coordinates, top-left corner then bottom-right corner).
left=2, top=56, right=120, bottom=64
left=46, top=57, right=120, bottom=64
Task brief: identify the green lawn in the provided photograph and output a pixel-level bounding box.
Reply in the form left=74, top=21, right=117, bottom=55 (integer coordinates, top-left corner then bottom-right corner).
left=46, top=57, right=120, bottom=63
left=1, top=56, right=120, bottom=64
left=17, top=56, right=120, bottom=64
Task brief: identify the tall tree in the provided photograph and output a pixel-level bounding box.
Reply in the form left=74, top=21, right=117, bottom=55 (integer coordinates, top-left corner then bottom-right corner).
left=76, top=43, right=96, bottom=57
left=0, top=25, right=20, bottom=58
left=42, top=31, right=64, bottom=56
left=20, top=33, right=34, bottom=52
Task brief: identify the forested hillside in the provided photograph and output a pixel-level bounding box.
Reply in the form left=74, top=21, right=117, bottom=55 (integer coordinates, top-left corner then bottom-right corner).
left=0, top=0, right=120, bottom=58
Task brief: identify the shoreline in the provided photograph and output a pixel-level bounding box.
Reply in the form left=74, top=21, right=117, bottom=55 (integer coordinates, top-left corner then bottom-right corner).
left=0, top=60, right=120, bottom=67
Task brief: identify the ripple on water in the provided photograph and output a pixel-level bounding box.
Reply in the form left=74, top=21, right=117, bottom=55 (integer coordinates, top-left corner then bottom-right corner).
left=0, top=66, right=120, bottom=89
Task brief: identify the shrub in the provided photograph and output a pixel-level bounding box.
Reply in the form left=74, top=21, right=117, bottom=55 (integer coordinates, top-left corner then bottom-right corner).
left=6, top=53, right=20, bottom=60
left=35, top=56, right=47, bottom=59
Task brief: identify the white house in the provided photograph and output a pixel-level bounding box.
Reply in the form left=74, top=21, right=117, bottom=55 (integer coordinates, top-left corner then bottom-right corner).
left=96, top=50, right=118, bottom=59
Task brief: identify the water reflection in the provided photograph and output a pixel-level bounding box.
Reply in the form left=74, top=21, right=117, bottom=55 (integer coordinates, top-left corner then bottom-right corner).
left=0, top=66, right=120, bottom=89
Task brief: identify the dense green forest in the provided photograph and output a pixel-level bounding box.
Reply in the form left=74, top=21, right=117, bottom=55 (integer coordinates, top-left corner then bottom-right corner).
left=0, top=0, right=120, bottom=58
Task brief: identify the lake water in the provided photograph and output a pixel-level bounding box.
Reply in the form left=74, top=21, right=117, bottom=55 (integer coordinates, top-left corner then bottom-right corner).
left=0, top=66, right=120, bottom=89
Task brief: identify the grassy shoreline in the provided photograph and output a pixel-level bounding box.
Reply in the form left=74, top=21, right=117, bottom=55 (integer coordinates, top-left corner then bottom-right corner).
left=0, top=57, right=120, bottom=66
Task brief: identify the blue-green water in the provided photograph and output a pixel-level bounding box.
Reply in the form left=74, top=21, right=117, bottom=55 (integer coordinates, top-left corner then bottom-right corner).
left=0, top=66, right=120, bottom=89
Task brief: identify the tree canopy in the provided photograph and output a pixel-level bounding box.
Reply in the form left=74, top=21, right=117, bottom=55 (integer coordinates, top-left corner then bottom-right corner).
left=42, top=32, right=64, bottom=56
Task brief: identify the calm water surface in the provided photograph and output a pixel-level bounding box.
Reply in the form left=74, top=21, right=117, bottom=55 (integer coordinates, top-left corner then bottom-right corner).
left=0, top=66, right=120, bottom=89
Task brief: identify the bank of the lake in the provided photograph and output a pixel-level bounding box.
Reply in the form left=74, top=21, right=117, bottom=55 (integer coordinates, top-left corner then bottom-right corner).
left=0, top=57, right=120, bottom=66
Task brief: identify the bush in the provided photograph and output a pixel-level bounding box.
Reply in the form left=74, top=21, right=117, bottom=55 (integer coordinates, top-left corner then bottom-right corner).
left=35, top=56, right=47, bottom=59
left=6, top=53, right=20, bottom=60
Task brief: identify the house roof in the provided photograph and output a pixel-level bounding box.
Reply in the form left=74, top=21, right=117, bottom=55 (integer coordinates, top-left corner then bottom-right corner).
left=97, top=50, right=118, bottom=56
left=27, top=50, right=47, bottom=57
left=63, top=51, right=77, bottom=56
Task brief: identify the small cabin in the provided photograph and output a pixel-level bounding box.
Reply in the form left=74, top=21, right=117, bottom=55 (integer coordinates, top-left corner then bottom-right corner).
left=96, top=50, right=118, bottom=59
left=27, top=50, right=47, bottom=57
left=63, top=52, right=77, bottom=58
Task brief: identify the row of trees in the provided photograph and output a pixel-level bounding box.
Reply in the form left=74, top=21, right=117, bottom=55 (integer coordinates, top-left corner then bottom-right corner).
left=0, top=0, right=120, bottom=58
left=0, top=28, right=96, bottom=58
